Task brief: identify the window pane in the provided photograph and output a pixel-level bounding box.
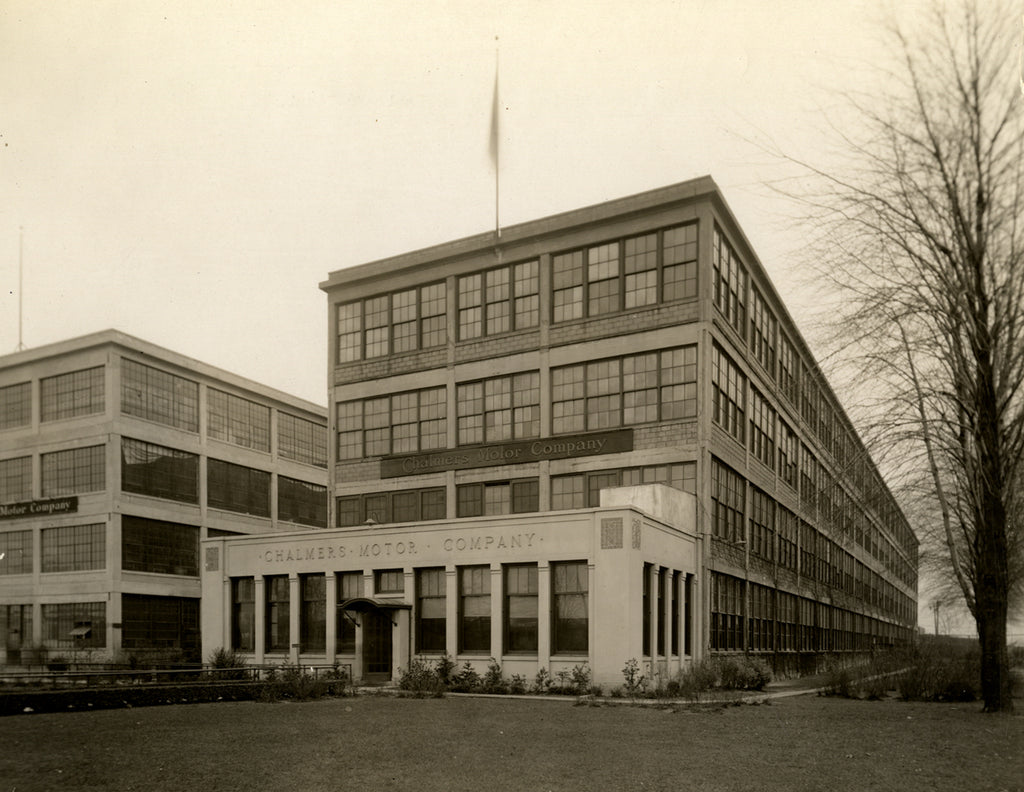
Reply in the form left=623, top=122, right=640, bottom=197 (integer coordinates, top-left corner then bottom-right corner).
left=120, top=359, right=198, bottom=431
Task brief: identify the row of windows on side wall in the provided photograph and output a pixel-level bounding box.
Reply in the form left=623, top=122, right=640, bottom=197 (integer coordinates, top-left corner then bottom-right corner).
left=0, top=360, right=326, bottom=468
left=334, top=221, right=698, bottom=363
left=231, top=563, right=590, bottom=656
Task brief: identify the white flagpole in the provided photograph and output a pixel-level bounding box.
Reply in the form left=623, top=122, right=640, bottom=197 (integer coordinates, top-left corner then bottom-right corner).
left=489, top=40, right=501, bottom=244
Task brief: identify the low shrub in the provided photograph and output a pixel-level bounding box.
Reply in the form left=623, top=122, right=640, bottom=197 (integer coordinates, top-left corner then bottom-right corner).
left=532, top=667, right=553, bottom=695
left=621, top=658, right=647, bottom=697
left=898, top=644, right=980, bottom=703
left=397, top=658, right=446, bottom=697
left=207, top=647, right=249, bottom=681
left=259, top=664, right=343, bottom=702
left=481, top=659, right=508, bottom=694
left=449, top=662, right=481, bottom=693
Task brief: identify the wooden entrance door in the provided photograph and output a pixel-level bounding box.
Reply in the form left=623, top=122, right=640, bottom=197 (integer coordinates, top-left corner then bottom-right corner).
left=362, top=609, right=393, bottom=678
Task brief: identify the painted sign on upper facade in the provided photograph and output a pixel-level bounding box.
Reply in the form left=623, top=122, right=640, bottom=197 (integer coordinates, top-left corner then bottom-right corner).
left=379, top=429, right=634, bottom=477
left=0, top=497, right=79, bottom=520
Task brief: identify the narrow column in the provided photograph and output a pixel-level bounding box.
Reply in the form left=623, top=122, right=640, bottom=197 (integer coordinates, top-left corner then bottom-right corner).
left=325, top=572, right=337, bottom=665
left=490, top=564, right=503, bottom=658
left=445, top=566, right=458, bottom=658
left=254, top=576, right=266, bottom=665
left=289, top=575, right=300, bottom=665
left=536, top=562, right=551, bottom=667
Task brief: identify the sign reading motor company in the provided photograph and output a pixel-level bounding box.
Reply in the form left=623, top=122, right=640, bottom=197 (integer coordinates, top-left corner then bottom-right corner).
left=0, top=496, right=79, bottom=521
left=380, top=428, right=634, bottom=478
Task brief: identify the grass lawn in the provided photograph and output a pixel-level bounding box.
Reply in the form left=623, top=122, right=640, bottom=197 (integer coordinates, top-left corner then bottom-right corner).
left=1, top=693, right=1021, bottom=792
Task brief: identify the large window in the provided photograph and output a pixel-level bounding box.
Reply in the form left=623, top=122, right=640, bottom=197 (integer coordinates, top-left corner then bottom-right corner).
left=121, top=594, right=199, bottom=653
left=337, top=387, right=446, bottom=460
left=459, top=566, right=490, bottom=653
left=457, top=372, right=539, bottom=445
left=231, top=577, right=255, bottom=651
left=300, top=574, right=326, bottom=653
left=552, top=561, right=588, bottom=654
left=550, top=463, right=696, bottom=510
left=712, top=227, right=748, bottom=337
left=207, top=459, right=270, bottom=517
left=0, top=456, right=32, bottom=503
left=42, top=601, right=106, bottom=649
left=278, top=413, right=328, bottom=468
left=121, top=515, right=198, bottom=576
left=336, top=488, right=446, bottom=527
left=121, top=438, right=199, bottom=504
left=504, top=564, right=537, bottom=653
left=207, top=389, right=270, bottom=452
left=336, top=572, right=362, bottom=654
left=278, top=477, right=327, bottom=528
left=711, top=344, right=746, bottom=443
left=40, top=522, right=103, bottom=569
left=41, top=445, right=105, bottom=496
left=749, top=286, right=777, bottom=378
left=456, top=479, right=538, bottom=517
left=0, top=382, right=31, bottom=430
left=710, top=572, right=744, bottom=651
left=748, top=388, right=776, bottom=471
left=416, top=568, right=446, bottom=653
left=41, top=366, right=104, bottom=422
left=336, top=282, right=447, bottom=363
left=778, top=419, right=799, bottom=489
left=749, top=488, right=775, bottom=563
left=552, top=223, right=697, bottom=322
left=120, top=358, right=198, bottom=431
left=551, top=346, right=697, bottom=435
left=265, top=575, right=290, bottom=652
left=0, top=530, right=33, bottom=575
left=778, top=333, right=799, bottom=406
left=711, top=458, right=745, bottom=543
left=459, top=260, right=539, bottom=339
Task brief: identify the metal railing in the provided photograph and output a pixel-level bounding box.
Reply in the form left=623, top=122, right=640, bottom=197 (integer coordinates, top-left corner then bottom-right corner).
left=0, top=663, right=351, bottom=692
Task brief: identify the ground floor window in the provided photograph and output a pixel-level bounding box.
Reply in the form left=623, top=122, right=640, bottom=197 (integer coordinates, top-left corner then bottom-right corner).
left=300, top=574, right=326, bottom=652
left=459, top=566, right=490, bottom=653
left=231, top=577, right=255, bottom=651
left=504, top=564, right=538, bottom=652
left=265, top=575, right=290, bottom=652
left=336, top=572, right=362, bottom=653
left=642, top=562, right=652, bottom=655
left=416, top=568, right=445, bottom=653
left=552, top=561, right=588, bottom=654
left=42, top=601, right=106, bottom=649
left=1, top=605, right=32, bottom=656
left=711, top=572, right=744, bottom=651
left=121, top=594, right=199, bottom=657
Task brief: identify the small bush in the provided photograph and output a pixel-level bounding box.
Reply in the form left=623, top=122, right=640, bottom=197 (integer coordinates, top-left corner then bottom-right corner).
left=208, top=647, right=249, bottom=681
left=713, top=656, right=772, bottom=691
left=898, top=643, right=979, bottom=702
left=621, top=658, right=647, bottom=697
left=532, top=667, right=553, bottom=694
left=397, top=658, right=446, bottom=697
left=569, top=664, right=592, bottom=696
left=508, top=674, right=528, bottom=695
left=481, top=659, right=508, bottom=694
left=450, top=662, right=481, bottom=693
left=672, top=661, right=718, bottom=701
left=435, top=654, right=456, bottom=688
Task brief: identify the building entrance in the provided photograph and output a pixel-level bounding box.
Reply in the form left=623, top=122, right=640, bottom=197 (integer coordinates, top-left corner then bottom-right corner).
left=362, top=609, right=393, bottom=679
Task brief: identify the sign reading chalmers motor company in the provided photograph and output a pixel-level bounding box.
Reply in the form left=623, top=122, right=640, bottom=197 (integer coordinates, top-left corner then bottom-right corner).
left=380, top=428, right=634, bottom=478
left=0, top=496, right=78, bottom=521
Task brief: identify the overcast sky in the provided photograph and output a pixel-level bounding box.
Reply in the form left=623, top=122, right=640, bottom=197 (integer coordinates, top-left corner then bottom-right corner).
left=1, top=0, right=913, bottom=403
left=2, top=1, right=1016, bottom=633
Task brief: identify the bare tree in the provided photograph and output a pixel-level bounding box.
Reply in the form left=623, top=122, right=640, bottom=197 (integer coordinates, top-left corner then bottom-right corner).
left=784, top=1, right=1024, bottom=711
